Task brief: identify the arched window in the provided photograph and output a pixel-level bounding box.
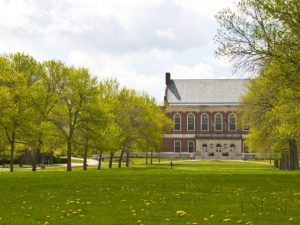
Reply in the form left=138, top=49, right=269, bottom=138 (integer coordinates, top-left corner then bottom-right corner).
left=216, top=144, right=222, bottom=152
left=173, top=113, right=181, bottom=131
left=202, top=144, right=208, bottom=152
left=201, top=113, right=209, bottom=131
left=187, top=113, right=195, bottom=131
left=230, top=144, right=236, bottom=152
left=215, top=113, right=223, bottom=131
left=228, top=113, right=237, bottom=131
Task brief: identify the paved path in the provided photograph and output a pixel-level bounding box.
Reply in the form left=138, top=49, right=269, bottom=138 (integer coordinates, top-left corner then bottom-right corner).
left=0, top=157, right=98, bottom=172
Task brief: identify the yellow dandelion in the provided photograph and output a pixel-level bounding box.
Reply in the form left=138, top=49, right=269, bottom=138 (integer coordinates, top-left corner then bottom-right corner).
left=137, top=219, right=142, bottom=223
left=192, top=222, right=198, bottom=225
left=176, top=210, right=187, bottom=217
left=203, top=218, right=209, bottom=221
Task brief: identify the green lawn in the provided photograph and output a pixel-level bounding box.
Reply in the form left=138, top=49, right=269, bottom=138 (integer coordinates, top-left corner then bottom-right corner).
left=0, top=161, right=300, bottom=225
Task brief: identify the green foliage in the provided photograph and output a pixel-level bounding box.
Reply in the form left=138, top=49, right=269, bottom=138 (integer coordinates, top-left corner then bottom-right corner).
left=216, top=0, right=300, bottom=169
left=0, top=52, right=171, bottom=171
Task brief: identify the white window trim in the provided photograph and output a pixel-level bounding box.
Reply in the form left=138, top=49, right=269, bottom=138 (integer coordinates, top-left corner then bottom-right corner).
left=215, top=113, right=223, bottom=131
left=174, top=141, right=181, bottom=153
left=188, top=141, right=195, bottom=153
left=173, top=113, right=181, bottom=131
left=228, top=113, right=237, bottom=131
left=201, top=113, right=209, bottom=131
left=187, top=113, right=195, bottom=131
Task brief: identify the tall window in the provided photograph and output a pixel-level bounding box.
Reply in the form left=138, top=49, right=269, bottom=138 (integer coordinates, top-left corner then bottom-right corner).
left=188, top=141, right=195, bottom=152
left=173, top=113, right=181, bottom=131
left=187, top=113, right=195, bottom=131
left=215, top=113, right=223, bottom=131
left=201, top=113, right=209, bottom=131
left=228, top=113, right=237, bottom=131
left=174, top=141, right=181, bottom=152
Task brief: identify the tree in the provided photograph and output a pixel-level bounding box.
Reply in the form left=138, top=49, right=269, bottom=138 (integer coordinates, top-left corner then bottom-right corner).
left=215, top=0, right=300, bottom=170
left=0, top=53, right=38, bottom=172
left=20, top=60, right=65, bottom=171
left=51, top=66, right=99, bottom=171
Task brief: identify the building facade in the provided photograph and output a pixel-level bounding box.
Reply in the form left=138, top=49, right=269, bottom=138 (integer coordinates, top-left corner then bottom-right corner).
left=162, top=73, right=250, bottom=159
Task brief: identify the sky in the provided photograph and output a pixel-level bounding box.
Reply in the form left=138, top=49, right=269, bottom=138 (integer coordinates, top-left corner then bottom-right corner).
left=0, top=0, right=238, bottom=102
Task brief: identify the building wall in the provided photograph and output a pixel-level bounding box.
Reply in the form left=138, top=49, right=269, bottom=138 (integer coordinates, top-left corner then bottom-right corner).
left=162, top=104, right=248, bottom=159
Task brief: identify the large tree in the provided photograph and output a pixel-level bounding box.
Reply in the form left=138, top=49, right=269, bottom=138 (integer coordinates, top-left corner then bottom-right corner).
left=215, top=0, right=300, bottom=169
left=51, top=66, right=99, bottom=171
left=0, top=53, right=38, bottom=172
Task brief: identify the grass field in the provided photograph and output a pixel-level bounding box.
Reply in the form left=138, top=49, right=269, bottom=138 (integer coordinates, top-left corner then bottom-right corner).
left=0, top=160, right=300, bottom=225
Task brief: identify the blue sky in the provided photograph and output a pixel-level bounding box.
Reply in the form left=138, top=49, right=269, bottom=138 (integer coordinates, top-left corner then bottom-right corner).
left=0, top=0, right=237, bottom=102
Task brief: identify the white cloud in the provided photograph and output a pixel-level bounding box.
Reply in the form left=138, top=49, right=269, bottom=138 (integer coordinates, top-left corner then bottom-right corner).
left=0, top=0, right=239, bottom=101
left=171, top=63, right=216, bottom=79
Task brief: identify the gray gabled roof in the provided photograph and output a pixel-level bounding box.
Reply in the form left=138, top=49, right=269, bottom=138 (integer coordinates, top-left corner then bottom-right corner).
left=166, top=79, right=250, bottom=105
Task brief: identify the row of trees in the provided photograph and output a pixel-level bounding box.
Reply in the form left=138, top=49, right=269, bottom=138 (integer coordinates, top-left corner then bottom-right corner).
left=0, top=53, right=172, bottom=172
left=216, top=0, right=300, bottom=170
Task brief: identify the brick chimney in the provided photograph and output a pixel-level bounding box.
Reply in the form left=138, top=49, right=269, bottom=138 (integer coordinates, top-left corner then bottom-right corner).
left=165, top=72, right=171, bottom=85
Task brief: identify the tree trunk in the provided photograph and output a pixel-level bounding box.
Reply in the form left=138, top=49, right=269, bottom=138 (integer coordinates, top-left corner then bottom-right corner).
left=126, top=151, right=129, bottom=167
left=118, top=150, right=124, bottom=168
left=32, top=138, right=42, bottom=172
left=280, top=151, right=290, bottom=170
left=97, top=152, right=102, bottom=170
left=83, top=141, right=89, bottom=171
left=150, top=150, right=153, bottom=164
left=9, top=130, right=15, bottom=172
left=289, top=139, right=299, bottom=170
left=109, top=152, right=114, bottom=168
left=145, top=149, right=149, bottom=165
left=67, top=137, right=72, bottom=171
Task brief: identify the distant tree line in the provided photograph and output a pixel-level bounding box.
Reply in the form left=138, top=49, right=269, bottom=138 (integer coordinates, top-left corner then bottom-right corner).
left=216, top=0, right=300, bottom=170
left=0, top=53, right=172, bottom=172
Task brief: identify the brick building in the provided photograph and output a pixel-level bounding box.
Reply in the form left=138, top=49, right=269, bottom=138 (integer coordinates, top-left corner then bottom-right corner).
left=162, top=73, right=250, bottom=159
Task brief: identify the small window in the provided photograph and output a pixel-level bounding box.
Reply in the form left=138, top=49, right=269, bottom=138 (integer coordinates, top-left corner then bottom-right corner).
left=188, top=141, right=195, bottom=153
left=187, top=113, right=195, bottom=131
left=215, top=113, right=223, bottom=131
left=201, top=113, right=209, bottom=131
left=174, top=141, right=181, bottom=152
left=228, top=113, right=237, bottom=131
left=173, top=113, right=181, bottom=131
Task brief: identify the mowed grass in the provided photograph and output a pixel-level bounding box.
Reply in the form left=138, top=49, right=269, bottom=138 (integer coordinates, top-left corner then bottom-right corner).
left=1, top=161, right=300, bottom=225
